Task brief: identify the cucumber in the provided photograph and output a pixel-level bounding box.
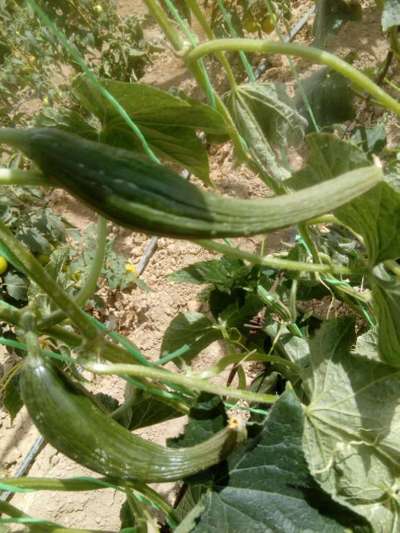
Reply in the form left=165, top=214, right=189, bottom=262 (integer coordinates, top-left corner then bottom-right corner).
left=0, top=128, right=381, bottom=239
left=20, top=352, right=244, bottom=482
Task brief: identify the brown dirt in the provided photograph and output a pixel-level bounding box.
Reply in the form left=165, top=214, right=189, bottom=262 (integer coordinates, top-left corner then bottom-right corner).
left=0, top=0, right=391, bottom=530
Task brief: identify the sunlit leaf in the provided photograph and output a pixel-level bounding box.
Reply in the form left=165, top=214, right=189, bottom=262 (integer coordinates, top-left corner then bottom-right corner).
left=303, top=319, right=400, bottom=531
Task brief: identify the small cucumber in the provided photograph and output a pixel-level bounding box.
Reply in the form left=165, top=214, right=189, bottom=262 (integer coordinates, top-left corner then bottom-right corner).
left=20, top=352, right=244, bottom=482
left=0, top=128, right=381, bottom=239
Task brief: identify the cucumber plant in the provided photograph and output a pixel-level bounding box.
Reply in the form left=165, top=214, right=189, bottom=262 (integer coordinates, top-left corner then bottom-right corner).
left=1, top=0, right=400, bottom=531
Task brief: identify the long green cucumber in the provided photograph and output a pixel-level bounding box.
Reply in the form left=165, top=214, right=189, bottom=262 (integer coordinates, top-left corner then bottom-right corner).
left=20, top=352, right=244, bottom=483
left=0, top=128, right=381, bottom=238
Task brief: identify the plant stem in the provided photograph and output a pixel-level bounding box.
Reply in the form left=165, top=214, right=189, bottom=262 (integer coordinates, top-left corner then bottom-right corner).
left=85, top=362, right=278, bottom=404
left=0, top=219, right=99, bottom=341
left=143, top=0, right=249, bottom=161
left=200, top=352, right=298, bottom=378
left=39, top=217, right=108, bottom=329
left=186, top=39, right=400, bottom=116
left=143, top=0, right=184, bottom=51
left=0, top=301, right=21, bottom=326
left=195, top=239, right=356, bottom=275
left=0, top=168, right=48, bottom=186
left=185, top=0, right=237, bottom=89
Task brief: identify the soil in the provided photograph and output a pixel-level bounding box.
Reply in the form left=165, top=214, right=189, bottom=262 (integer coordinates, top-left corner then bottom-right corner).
left=0, top=0, right=391, bottom=530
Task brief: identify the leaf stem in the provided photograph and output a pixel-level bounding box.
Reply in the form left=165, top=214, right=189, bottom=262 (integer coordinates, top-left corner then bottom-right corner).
left=185, top=0, right=237, bottom=89
left=195, top=239, right=356, bottom=275
left=85, top=362, right=278, bottom=404
left=186, top=39, right=400, bottom=116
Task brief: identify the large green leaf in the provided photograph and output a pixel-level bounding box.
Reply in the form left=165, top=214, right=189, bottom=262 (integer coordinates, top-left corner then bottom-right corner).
left=289, top=133, right=369, bottom=189
left=289, top=133, right=400, bottom=264
left=182, top=389, right=367, bottom=532
left=127, top=391, right=182, bottom=431
left=336, top=179, right=400, bottom=265
left=371, top=265, right=400, bottom=367
left=235, top=83, right=306, bottom=147
left=382, top=0, right=400, bottom=31
left=227, top=82, right=302, bottom=183
left=168, top=393, right=227, bottom=449
left=73, top=76, right=227, bottom=182
left=296, top=68, right=355, bottom=129
left=303, top=319, right=400, bottom=531
left=160, top=312, right=221, bottom=365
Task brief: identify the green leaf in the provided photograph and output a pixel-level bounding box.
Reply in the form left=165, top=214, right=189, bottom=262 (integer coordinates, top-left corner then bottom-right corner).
left=303, top=319, right=400, bottom=531
left=227, top=83, right=293, bottom=183
left=168, top=393, right=227, bottom=449
left=235, top=82, right=306, bottom=146
left=313, top=0, right=362, bottom=48
left=73, top=76, right=227, bottom=182
left=127, top=392, right=182, bottom=431
left=4, top=272, right=28, bottom=301
left=185, top=390, right=367, bottom=532
left=353, top=327, right=380, bottom=363
left=351, top=124, right=386, bottom=155
left=120, top=499, right=135, bottom=530
left=336, top=181, right=400, bottom=264
left=296, top=67, right=355, bottom=128
left=35, top=107, right=99, bottom=141
left=289, top=133, right=368, bottom=190
left=18, top=227, right=52, bottom=255
left=3, top=373, right=23, bottom=421
left=382, top=0, right=400, bottom=31
left=289, top=133, right=400, bottom=264
left=160, top=312, right=221, bottom=365
left=371, top=265, right=400, bottom=366
left=169, top=257, right=250, bottom=292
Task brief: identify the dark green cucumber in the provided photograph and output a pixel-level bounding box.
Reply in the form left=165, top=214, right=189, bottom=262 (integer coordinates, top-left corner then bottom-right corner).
left=0, top=128, right=381, bottom=239
left=20, top=353, right=243, bottom=482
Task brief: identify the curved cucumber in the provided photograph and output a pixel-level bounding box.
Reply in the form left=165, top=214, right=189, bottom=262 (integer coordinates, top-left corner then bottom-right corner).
left=0, top=128, right=381, bottom=238
left=20, top=353, right=243, bottom=482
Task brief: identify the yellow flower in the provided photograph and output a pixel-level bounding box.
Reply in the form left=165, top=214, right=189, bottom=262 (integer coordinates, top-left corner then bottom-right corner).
left=125, top=262, right=137, bottom=274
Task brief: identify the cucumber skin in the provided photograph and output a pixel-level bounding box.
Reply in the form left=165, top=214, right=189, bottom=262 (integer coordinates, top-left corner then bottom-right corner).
left=0, top=128, right=381, bottom=239
left=20, top=354, right=240, bottom=483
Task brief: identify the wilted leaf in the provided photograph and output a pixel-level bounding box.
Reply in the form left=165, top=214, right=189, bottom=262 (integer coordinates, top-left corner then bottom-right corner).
left=303, top=319, right=400, bottom=531
left=227, top=83, right=295, bottom=183
left=35, top=107, right=99, bottom=140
